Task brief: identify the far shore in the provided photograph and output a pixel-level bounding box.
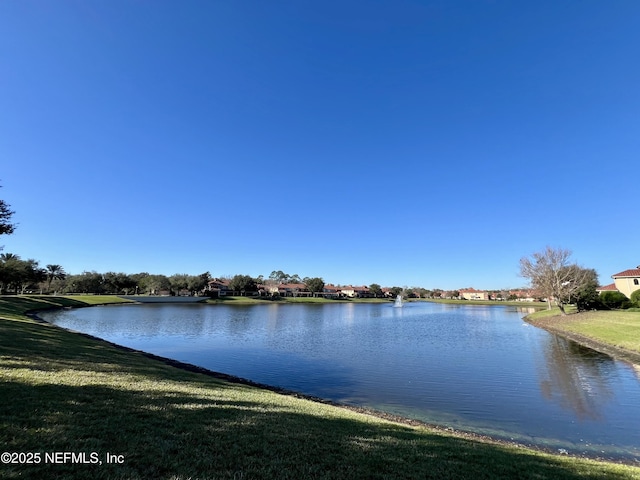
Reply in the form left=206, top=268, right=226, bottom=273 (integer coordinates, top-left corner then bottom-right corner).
left=57, top=292, right=546, bottom=309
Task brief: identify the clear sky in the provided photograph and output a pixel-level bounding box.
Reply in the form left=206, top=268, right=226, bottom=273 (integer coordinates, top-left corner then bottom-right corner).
left=1, top=1, right=638, bottom=290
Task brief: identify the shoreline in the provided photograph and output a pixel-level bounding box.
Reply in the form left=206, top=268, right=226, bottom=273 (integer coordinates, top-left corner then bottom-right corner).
left=27, top=311, right=539, bottom=448
left=29, top=308, right=638, bottom=465
left=523, top=313, right=640, bottom=366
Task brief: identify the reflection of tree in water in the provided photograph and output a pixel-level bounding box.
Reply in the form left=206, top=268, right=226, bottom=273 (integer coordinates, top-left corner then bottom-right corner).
left=539, top=336, right=615, bottom=420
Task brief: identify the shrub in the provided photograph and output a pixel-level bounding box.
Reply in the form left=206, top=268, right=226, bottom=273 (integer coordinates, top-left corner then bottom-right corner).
left=576, top=293, right=602, bottom=311
left=600, top=291, right=632, bottom=309
left=574, top=281, right=601, bottom=311
left=630, top=289, right=640, bottom=308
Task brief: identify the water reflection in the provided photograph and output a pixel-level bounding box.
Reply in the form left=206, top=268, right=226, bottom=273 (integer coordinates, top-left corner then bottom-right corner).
left=515, top=307, right=538, bottom=315
left=539, top=336, right=614, bottom=420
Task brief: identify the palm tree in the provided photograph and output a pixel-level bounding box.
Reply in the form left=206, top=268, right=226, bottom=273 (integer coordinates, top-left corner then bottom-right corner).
left=0, top=253, right=20, bottom=293
left=46, top=264, right=66, bottom=293
left=0, top=252, right=20, bottom=262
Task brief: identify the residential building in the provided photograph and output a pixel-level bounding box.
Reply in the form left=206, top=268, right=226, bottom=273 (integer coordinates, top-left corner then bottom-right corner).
left=595, top=283, right=618, bottom=294
left=508, top=289, right=540, bottom=302
left=381, top=287, right=395, bottom=298
left=263, top=282, right=312, bottom=297
left=323, top=284, right=340, bottom=298
left=611, top=267, right=640, bottom=298
left=207, top=278, right=232, bottom=296
left=338, top=285, right=372, bottom=298
left=459, top=288, right=488, bottom=300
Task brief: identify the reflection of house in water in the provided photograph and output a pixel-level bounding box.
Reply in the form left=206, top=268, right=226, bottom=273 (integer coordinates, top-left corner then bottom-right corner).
left=515, top=306, right=537, bottom=315
left=539, top=336, right=615, bottom=420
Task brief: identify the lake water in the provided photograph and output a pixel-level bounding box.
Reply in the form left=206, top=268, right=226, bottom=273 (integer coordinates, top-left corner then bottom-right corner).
left=42, top=302, right=640, bottom=461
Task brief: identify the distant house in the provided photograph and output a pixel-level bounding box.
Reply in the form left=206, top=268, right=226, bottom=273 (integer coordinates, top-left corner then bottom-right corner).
left=323, top=284, right=340, bottom=298
left=508, top=289, right=539, bottom=302
left=459, top=288, right=488, bottom=301
left=207, top=278, right=232, bottom=297
left=285, top=283, right=312, bottom=297
left=595, top=283, right=618, bottom=294
left=262, top=282, right=312, bottom=297
left=338, top=285, right=373, bottom=298
left=610, top=267, right=640, bottom=299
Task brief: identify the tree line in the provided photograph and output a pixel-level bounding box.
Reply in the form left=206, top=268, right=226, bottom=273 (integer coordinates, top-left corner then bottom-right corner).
left=0, top=257, right=419, bottom=298
left=0, top=257, right=213, bottom=296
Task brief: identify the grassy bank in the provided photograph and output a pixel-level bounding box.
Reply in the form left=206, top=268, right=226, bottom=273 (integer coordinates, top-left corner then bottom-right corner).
left=206, top=296, right=547, bottom=307
left=205, top=295, right=392, bottom=305
left=525, top=308, right=640, bottom=364
left=2, top=297, right=640, bottom=479
left=0, top=294, right=133, bottom=320
left=425, top=298, right=547, bottom=309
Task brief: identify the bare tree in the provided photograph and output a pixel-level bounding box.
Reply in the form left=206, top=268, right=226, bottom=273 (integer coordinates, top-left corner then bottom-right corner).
left=519, top=246, right=593, bottom=315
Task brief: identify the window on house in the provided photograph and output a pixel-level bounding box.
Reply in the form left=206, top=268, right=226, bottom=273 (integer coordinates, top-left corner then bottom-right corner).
left=634, top=279, right=639, bottom=285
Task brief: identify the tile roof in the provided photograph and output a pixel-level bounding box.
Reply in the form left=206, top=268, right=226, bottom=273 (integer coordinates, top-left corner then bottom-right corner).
left=596, top=283, right=618, bottom=291
left=612, top=269, right=640, bottom=278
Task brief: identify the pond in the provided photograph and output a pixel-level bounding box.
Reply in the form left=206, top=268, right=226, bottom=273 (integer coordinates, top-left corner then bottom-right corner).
left=42, top=301, right=640, bottom=461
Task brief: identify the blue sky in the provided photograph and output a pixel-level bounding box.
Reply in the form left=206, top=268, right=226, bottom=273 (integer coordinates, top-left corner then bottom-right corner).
left=1, top=1, right=638, bottom=290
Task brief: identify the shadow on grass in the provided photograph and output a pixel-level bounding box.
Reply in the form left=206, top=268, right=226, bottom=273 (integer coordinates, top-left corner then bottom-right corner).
left=0, top=296, right=90, bottom=320
left=2, top=315, right=639, bottom=479
left=2, top=380, right=635, bottom=480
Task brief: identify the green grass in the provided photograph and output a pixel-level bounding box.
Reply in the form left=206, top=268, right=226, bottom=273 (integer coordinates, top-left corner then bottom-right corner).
left=64, top=294, right=136, bottom=305
left=525, top=305, right=578, bottom=319
left=528, top=308, right=640, bottom=354
left=205, top=295, right=274, bottom=304
left=2, top=296, right=640, bottom=479
left=206, top=296, right=392, bottom=305
left=284, top=297, right=390, bottom=304
left=424, top=298, right=548, bottom=309
left=0, top=295, right=132, bottom=321
left=207, top=297, right=547, bottom=307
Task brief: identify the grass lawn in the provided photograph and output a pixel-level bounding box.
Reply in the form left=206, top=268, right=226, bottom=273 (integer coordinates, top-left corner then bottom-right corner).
left=0, top=295, right=132, bottom=321
left=424, top=298, right=548, bottom=309
left=2, top=296, right=640, bottom=479
left=285, top=297, right=390, bottom=304
left=527, top=308, right=640, bottom=355
left=206, top=296, right=392, bottom=305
